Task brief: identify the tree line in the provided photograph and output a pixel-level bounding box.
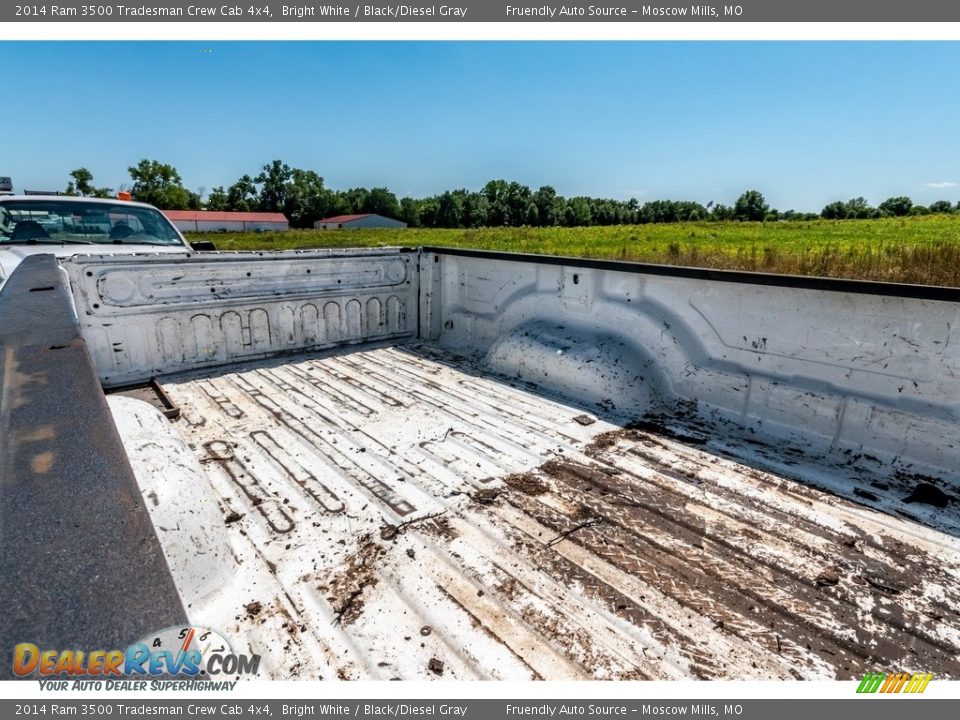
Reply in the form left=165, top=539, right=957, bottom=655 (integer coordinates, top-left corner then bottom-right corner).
left=63, top=161, right=960, bottom=229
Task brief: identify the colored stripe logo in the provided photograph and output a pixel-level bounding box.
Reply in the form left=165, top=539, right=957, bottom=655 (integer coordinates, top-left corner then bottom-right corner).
left=857, top=672, right=932, bottom=694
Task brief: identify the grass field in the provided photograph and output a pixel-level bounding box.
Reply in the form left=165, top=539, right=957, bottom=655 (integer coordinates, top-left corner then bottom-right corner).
left=187, top=215, right=960, bottom=287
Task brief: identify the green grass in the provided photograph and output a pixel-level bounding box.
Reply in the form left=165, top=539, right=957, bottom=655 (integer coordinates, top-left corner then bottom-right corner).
left=188, top=215, right=960, bottom=287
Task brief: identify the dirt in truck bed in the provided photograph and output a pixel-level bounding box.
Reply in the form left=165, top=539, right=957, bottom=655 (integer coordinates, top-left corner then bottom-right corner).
left=142, top=343, right=960, bottom=680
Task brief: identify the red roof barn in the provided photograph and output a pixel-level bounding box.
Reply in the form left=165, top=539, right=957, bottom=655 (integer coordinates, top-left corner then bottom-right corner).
left=163, top=210, right=289, bottom=232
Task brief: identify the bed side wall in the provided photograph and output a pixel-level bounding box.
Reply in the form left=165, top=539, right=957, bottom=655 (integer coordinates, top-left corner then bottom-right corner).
left=63, top=248, right=419, bottom=387
left=420, top=250, right=960, bottom=481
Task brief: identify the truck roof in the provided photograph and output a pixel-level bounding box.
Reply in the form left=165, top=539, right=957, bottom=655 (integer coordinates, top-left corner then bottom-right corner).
left=0, top=194, right=160, bottom=210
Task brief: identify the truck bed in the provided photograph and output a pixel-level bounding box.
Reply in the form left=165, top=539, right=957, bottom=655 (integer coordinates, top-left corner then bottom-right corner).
left=109, top=343, right=960, bottom=681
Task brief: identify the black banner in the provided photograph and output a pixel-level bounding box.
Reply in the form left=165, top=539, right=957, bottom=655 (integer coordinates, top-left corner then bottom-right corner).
left=4, top=1, right=960, bottom=23
left=1, top=700, right=957, bottom=720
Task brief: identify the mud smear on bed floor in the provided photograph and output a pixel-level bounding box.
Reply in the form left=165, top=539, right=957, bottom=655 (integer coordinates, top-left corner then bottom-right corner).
left=322, top=535, right=385, bottom=626
left=497, top=441, right=960, bottom=679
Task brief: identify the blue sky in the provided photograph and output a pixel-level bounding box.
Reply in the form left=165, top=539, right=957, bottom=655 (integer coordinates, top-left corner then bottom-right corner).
left=2, top=41, right=959, bottom=211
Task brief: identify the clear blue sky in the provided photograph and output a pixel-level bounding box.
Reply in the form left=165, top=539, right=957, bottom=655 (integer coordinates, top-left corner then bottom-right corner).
left=3, top=41, right=959, bottom=211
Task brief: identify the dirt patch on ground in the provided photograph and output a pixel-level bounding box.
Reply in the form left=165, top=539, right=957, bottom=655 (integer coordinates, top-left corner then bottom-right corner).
left=420, top=515, right=458, bottom=540
left=472, top=488, right=501, bottom=505
left=585, top=417, right=710, bottom=457
left=324, top=534, right=385, bottom=626
left=503, top=471, right=549, bottom=496
left=584, top=429, right=622, bottom=454
left=380, top=511, right=457, bottom=542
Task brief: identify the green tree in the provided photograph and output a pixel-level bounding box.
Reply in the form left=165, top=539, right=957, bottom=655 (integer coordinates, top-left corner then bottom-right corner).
left=821, top=200, right=848, bottom=220
left=362, top=187, right=401, bottom=219
left=66, top=167, right=112, bottom=198
left=711, top=203, right=734, bottom=221
left=640, top=200, right=679, bottom=223
left=677, top=201, right=708, bottom=222
left=564, top=197, right=593, bottom=226
left=733, top=190, right=769, bottom=222
left=399, top=197, right=421, bottom=227
left=128, top=159, right=193, bottom=209
left=534, top=186, right=562, bottom=227
left=70, top=168, right=95, bottom=196
left=323, top=192, right=350, bottom=217
left=845, top=197, right=873, bottom=219
left=205, top=186, right=228, bottom=211
left=338, top=187, right=370, bottom=215
left=525, top=201, right=539, bottom=226
left=417, top=196, right=439, bottom=228
left=878, top=196, right=913, bottom=217
left=226, top=175, right=257, bottom=212
left=284, top=169, right=332, bottom=228
left=434, top=191, right=463, bottom=228
left=461, top=191, right=489, bottom=228
left=482, top=179, right=511, bottom=226
left=928, top=200, right=954, bottom=214
left=256, top=159, right=293, bottom=213
left=505, top=182, right=533, bottom=226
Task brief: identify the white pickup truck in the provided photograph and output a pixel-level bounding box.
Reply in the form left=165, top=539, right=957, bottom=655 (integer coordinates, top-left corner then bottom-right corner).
left=0, top=239, right=958, bottom=681
left=0, top=194, right=194, bottom=288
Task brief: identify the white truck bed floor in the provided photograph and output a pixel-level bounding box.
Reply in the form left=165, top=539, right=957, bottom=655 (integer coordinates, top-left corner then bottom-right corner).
left=125, top=343, right=960, bottom=681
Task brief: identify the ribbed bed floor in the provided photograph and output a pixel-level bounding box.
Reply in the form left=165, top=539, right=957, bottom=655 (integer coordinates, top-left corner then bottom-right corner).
left=149, top=343, right=960, bottom=680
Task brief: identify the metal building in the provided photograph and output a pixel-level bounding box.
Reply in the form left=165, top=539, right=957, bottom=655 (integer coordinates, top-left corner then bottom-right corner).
left=163, top=210, right=289, bottom=233
left=314, top=213, right=407, bottom=230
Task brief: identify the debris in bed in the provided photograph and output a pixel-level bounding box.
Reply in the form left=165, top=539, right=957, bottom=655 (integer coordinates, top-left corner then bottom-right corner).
left=861, top=575, right=903, bottom=595
left=502, top=472, right=549, bottom=496
left=627, top=418, right=709, bottom=446
left=381, top=512, right=451, bottom=542
left=327, top=535, right=385, bottom=626
left=815, top=567, right=841, bottom=587
left=902, top=482, right=951, bottom=509
left=472, top=488, right=500, bottom=505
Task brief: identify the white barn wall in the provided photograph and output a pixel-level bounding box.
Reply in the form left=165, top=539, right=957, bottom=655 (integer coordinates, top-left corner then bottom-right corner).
left=168, top=219, right=289, bottom=233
